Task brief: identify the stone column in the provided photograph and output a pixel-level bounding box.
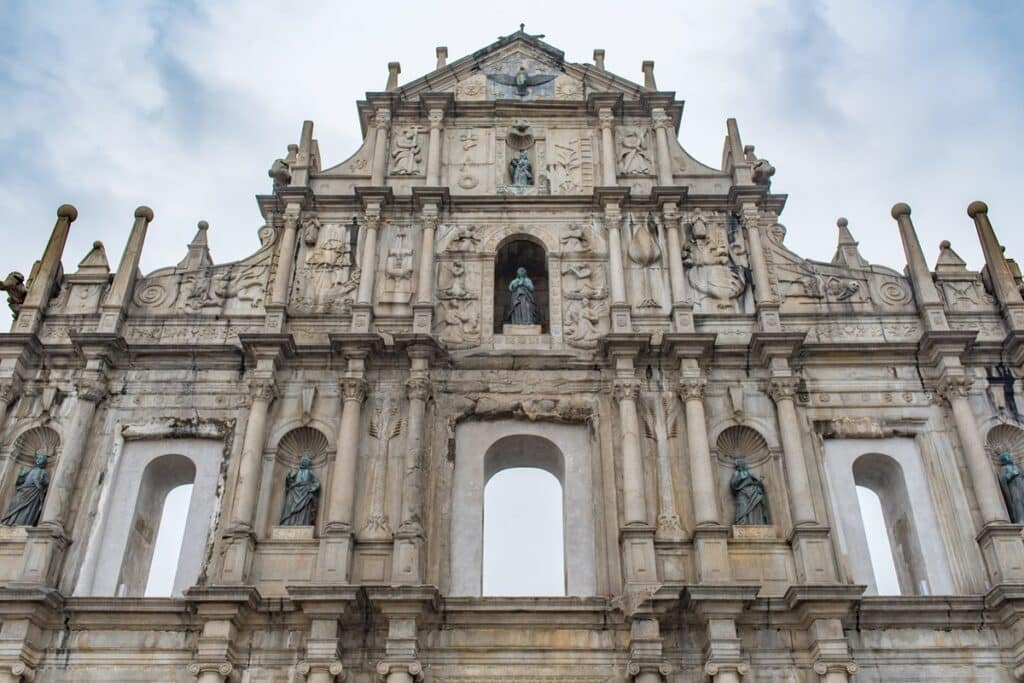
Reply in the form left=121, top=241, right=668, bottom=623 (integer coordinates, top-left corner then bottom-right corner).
left=891, top=203, right=949, bottom=331
left=269, top=203, right=302, bottom=308
left=98, top=206, right=154, bottom=333
left=651, top=108, right=674, bottom=186
left=939, top=376, right=1008, bottom=524
left=605, top=206, right=626, bottom=305
left=393, top=354, right=430, bottom=584
left=598, top=108, right=617, bottom=186
left=614, top=379, right=647, bottom=526
left=768, top=377, right=817, bottom=526
left=662, top=203, right=693, bottom=333
left=227, top=378, right=276, bottom=529
left=317, top=364, right=367, bottom=582
left=371, top=109, right=392, bottom=186
left=416, top=208, right=437, bottom=305
left=357, top=207, right=381, bottom=305
left=16, top=204, right=77, bottom=334
left=740, top=204, right=781, bottom=332
left=425, top=109, right=444, bottom=186
left=680, top=377, right=718, bottom=526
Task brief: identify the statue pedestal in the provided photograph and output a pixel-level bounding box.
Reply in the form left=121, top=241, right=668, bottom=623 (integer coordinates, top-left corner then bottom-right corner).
left=270, top=526, right=315, bottom=540
left=503, top=324, right=542, bottom=336
left=731, top=525, right=775, bottom=540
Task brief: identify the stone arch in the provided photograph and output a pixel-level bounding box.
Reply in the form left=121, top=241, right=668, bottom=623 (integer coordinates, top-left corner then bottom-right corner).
left=821, top=438, right=954, bottom=597
left=493, top=234, right=550, bottom=333
left=450, top=420, right=596, bottom=597
left=986, top=423, right=1024, bottom=465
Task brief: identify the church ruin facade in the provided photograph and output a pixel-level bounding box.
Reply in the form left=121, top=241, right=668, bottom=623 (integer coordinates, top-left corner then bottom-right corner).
left=0, top=28, right=1023, bottom=682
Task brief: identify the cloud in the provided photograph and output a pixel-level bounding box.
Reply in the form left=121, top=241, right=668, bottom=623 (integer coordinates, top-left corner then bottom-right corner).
left=0, top=1, right=1022, bottom=328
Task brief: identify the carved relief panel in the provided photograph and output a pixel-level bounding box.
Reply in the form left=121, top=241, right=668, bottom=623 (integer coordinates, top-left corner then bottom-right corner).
left=290, top=218, right=359, bottom=316
left=683, top=211, right=751, bottom=314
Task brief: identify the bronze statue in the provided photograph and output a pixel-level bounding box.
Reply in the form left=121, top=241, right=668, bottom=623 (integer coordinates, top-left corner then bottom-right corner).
left=509, top=151, right=533, bottom=186
left=279, top=455, right=320, bottom=526
left=486, top=65, right=555, bottom=97
left=731, top=458, right=770, bottom=525
left=999, top=452, right=1024, bottom=524
left=506, top=266, right=541, bottom=325
left=1, top=453, right=49, bottom=527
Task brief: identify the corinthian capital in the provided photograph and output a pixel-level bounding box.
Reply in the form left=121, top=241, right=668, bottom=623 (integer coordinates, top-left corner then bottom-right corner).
left=0, top=378, right=21, bottom=405
left=651, top=108, right=672, bottom=130
left=937, top=374, right=973, bottom=402
left=598, top=108, right=614, bottom=129
left=75, top=375, right=108, bottom=403
left=678, top=377, right=706, bottom=401
left=768, top=377, right=799, bottom=403
left=428, top=109, right=444, bottom=128
left=249, top=378, right=277, bottom=403
left=406, top=377, right=432, bottom=401
left=613, top=380, right=640, bottom=403
left=374, top=108, right=392, bottom=129
left=340, top=377, right=368, bottom=403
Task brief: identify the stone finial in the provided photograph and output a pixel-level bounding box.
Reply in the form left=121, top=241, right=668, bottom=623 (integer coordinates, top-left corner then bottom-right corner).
left=831, top=217, right=868, bottom=268
left=967, top=200, right=988, bottom=218
left=935, top=240, right=968, bottom=276
left=76, top=241, right=110, bottom=276
left=641, top=60, right=656, bottom=90
left=135, top=206, right=154, bottom=222
left=435, top=46, right=448, bottom=69
left=891, top=202, right=911, bottom=218
left=386, top=62, right=401, bottom=91
left=57, top=204, right=78, bottom=221
left=177, top=221, right=213, bottom=271
left=593, top=49, right=606, bottom=70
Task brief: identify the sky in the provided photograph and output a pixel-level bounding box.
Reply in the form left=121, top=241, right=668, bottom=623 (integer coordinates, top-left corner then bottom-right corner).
left=2, top=2, right=1022, bottom=594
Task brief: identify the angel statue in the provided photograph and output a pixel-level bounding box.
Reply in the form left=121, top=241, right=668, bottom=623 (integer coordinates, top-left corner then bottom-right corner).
left=486, top=65, right=556, bottom=97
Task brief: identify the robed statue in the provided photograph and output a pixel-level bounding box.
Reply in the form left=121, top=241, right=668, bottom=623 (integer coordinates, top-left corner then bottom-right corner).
left=731, top=458, right=770, bottom=525
left=509, top=151, right=533, bottom=186
left=279, top=455, right=320, bottom=526
left=999, top=452, right=1024, bottom=524
left=506, top=266, right=542, bottom=325
left=1, top=453, right=49, bottom=527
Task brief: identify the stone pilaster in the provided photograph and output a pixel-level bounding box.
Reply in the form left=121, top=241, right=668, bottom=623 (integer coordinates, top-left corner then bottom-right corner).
left=352, top=202, right=382, bottom=333
left=288, top=585, right=358, bottom=683
left=185, top=586, right=259, bottom=683
left=370, top=108, right=391, bottom=186
left=651, top=108, right=674, bottom=187
left=659, top=199, right=693, bottom=332
left=784, top=586, right=863, bottom=683
left=367, top=587, right=438, bottom=683
left=739, top=203, right=782, bottom=333
left=265, top=201, right=303, bottom=332
left=598, top=107, right=617, bottom=186
left=598, top=192, right=632, bottom=332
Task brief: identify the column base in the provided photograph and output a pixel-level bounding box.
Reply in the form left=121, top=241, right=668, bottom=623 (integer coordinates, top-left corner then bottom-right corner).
left=15, top=524, right=70, bottom=588
left=692, top=525, right=732, bottom=584
left=788, top=525, right=839, bottom=584
left=610, top=303, right=632, bottom=333
left=391, top=529, right=424, bottom=585
left=316, top=526, right=355, bottom=583
left=263, top=304, right=286, bottom=334
left=620, top=525, right=658, bottom=587
left=977, top=521, right=1024, bottom=585
left=756, top=304, right=782, bottom=333
left=411, top=304, right=433, bottom=335
left=671, top=304, right=694, bottom=333
left=216, top=527, right=255, bottom=584
left=351, top=303, right=373, bottom=333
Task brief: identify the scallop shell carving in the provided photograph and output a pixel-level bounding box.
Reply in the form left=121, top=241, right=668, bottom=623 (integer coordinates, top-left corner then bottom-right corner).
left=986, top=424, right=1024, bottom=464
left=716, top=426, right=769, bottom=467
left=13, top=426, right=60, bottom=463
left=276, top=426, right=329, bottom=467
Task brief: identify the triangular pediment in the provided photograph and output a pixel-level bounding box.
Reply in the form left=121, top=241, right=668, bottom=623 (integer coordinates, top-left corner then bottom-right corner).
left=395, top=30, right=649, bottom=103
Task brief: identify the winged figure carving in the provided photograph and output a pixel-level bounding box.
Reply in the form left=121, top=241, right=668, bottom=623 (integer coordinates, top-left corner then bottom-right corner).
left=486, top=65, right=556, bottom=97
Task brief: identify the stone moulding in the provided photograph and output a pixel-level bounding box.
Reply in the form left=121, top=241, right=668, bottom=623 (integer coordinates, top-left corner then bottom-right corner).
left=120, top=417, right=234, bottom=442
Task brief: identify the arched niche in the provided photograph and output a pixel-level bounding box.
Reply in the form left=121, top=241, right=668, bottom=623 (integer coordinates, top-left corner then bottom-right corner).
left=713, top=424, right=782, bottom=529
left=822, top=437, right=954, bottom=596
left=75, top=437, right=223, bottom=598
left=0, top=425, right=60, bottom=522
left=263, top=426, right=330, bottom=534
left=493, top=236, right=549, bottom=333
left=450, top=420, right=595, bottom=597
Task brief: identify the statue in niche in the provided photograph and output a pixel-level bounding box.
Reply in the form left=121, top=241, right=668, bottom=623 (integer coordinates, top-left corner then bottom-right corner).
left=279, top=455, right=320, bottom=526
left=998, top=452, right=1024, bottom=524
left=509, top=151, right=533, bottom=186
left=1, top=453, right=49, bottom=527
left=731, top=458, right=770, bottom=525
left=391, top=127, right=422, bottom=175
left=506, top=267, right=542, bottom=325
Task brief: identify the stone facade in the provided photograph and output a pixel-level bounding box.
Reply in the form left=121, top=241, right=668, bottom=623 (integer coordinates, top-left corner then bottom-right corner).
left=0, top=28, right=1022, bottom=682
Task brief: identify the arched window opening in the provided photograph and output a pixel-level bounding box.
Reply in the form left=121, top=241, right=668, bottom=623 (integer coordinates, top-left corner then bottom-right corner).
left=144, top=483, right=193, bottom=597
left=117, top=454, right=196, bottom=597
left=483, top=468, right=565, bottom=596
left=493, top=238, right=549, bottom=333
left=852, top=453, right=929, bottom=596
left=855, top=485, right=900, bottom=595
